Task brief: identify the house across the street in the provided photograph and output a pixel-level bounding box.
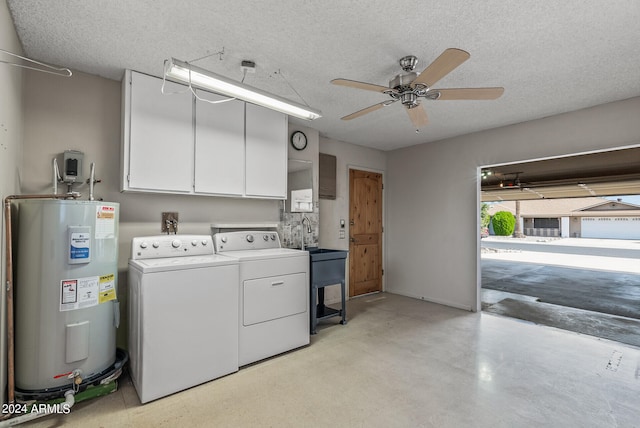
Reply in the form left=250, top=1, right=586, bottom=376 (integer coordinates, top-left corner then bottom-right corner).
left=487, top=197, right=640, bottom=239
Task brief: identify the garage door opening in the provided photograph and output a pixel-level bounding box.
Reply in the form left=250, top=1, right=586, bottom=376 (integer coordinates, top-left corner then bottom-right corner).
left=478, top=147, right=640, bottom=347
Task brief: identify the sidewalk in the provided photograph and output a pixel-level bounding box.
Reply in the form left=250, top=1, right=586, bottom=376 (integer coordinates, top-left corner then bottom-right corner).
left=481, top=236, right=640, bottom=260
left=482, top=249, right=640, bottom=274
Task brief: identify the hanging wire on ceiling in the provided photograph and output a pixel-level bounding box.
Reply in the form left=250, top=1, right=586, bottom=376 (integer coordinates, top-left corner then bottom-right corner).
left=188, top=48, right=225, bottom=64
left=0, top=48, right=72, bottom=77
left=273, top=68, right=312, bottom=108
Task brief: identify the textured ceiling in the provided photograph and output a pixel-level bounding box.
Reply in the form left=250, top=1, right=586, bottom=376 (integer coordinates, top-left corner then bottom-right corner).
left=6, top=0, right=640, bottom=151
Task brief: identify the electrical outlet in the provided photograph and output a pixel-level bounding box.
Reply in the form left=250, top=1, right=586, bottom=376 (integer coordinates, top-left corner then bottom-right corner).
left=161, top=212, right=179, bottom=233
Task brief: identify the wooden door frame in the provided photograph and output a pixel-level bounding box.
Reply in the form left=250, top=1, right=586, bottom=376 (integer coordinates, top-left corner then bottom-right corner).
left=347, top=165, right=385, bottom=296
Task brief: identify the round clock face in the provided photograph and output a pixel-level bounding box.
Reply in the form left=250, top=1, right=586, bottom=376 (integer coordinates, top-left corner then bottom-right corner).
left=291, top=131, right=307, bottom=150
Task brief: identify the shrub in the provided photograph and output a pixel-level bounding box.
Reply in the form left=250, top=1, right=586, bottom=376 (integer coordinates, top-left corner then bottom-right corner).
left=491, top=211, right=516, bottom=236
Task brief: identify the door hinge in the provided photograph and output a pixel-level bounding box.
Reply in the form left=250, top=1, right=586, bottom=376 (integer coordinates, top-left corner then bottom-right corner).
left=382, top=269, right=384, bottom=275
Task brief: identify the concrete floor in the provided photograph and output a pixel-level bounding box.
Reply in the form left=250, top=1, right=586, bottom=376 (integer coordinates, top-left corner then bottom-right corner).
left=23, top=293, right=640, bottom=427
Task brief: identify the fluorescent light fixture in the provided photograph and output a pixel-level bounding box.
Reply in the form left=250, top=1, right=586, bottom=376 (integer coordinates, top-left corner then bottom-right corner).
left=165, top=58, right=322, bottom=120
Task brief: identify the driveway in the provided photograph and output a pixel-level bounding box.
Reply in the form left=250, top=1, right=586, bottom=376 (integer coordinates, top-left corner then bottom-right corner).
left=481, top=236, right=640, bottom=346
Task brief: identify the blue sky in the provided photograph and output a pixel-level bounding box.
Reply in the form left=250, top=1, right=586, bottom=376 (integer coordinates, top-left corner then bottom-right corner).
left=606, top=195, right=640, bottom=205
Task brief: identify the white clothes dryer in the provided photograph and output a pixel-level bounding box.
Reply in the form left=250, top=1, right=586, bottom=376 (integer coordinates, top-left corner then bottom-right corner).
left=213, top=231, right=309, bottom=366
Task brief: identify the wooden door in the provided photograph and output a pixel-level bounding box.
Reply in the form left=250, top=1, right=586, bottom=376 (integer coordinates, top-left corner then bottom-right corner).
left=349, top=169, right=383, bottom=297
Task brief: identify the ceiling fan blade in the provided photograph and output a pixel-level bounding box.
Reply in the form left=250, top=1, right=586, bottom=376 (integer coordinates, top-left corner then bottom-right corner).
left=412, top=48, right=470, bottom=88
left=434, top=87, right=505, bottom=100
left=406, top=105, right=429, bottom=128
left=331, top=78, right=394, bottom=93
left=341, top=101, right=395, bottom=120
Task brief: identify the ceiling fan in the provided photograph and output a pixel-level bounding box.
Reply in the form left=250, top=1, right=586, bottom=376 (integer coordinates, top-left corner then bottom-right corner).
left=331, top=48, right=504, bottom=129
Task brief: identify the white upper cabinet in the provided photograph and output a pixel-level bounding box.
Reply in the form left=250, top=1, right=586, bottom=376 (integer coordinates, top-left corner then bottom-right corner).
left=122, top=70, right=194, bottom=193
left=194, top=90, right=245, bottom=196
left=245, top=103, right=287, bottom=198
left=121, top=70, right=287, bottom=199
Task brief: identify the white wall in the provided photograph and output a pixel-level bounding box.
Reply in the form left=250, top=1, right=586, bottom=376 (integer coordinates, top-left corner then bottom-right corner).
left=318, top=137, right=387, bottom=302
left=0, top=0, right=23, bottom=405
left=386, top=97, right=640, bottom=311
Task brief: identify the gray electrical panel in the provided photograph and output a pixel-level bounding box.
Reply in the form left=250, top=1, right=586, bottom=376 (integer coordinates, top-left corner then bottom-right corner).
left=57, top=150, right=85, bottom=184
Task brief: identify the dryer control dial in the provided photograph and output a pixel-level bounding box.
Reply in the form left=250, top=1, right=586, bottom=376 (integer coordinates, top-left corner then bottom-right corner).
left=263, top=235, right=269, bottom=241
left=246, top=234, right=254, bottom=243
left=171, top=239, right=182, bottom=248
left=139, top=242, right=148, bottom=249
left=152, top=241, right=160, bottom=249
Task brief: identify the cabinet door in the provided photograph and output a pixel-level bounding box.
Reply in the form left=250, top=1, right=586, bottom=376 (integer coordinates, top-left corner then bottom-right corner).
left=194, top=90, right=245, bottom=195
left=245, top=104, right=287, bottom=198
left=125, top=71, right=193, bottom=193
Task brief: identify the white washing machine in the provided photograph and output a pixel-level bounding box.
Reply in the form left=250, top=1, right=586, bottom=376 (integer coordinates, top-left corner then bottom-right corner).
left=128, top=235, right=239, bottom=403
left=213, top=231, right=309, bottom=366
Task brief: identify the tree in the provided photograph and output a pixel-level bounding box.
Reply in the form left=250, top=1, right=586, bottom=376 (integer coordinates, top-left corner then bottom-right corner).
left=513, top=200, right=525, bottom=238
left=492, top=211, right=516, bottom=236
left=480, top=203, right=491, bottom=228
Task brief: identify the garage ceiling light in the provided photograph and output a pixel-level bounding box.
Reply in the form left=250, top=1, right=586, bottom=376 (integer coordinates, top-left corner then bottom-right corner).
left=164, top=58, right=322, bottom=120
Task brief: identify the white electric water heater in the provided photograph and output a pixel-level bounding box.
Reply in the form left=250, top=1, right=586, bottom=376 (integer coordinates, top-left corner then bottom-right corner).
left=14, top=199, right=119, bottom=392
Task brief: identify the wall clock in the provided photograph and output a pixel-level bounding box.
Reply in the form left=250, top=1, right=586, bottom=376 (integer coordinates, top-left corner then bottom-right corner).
left=290, top=131, right=307, bottom=151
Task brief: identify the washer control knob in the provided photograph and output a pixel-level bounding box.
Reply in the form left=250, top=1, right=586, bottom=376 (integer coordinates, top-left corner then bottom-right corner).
left=191, top=240, right=198, bottom=246
left=263, top=235, right=269, bottom=241
left=220, top=236, right=228, bottom=244
left=201, top=240, right=208, bottom=246
left=139, top=242, right=148, bottom=249
left=246, top=234, right=254, bottom=243
left=152, top=241, right=160, bottom=249
left=172, top=239, right=182, bottom=248
left=271, top=234, right=277, bottom=241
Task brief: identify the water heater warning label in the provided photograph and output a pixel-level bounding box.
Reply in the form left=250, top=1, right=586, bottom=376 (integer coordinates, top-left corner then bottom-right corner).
left=95, top=205, right=116, bottom=239
left=60, top=274, right=117, bottom=311
left=99, top=274, right=117, bottom=304
left=60, top=276, right=98, bottom=311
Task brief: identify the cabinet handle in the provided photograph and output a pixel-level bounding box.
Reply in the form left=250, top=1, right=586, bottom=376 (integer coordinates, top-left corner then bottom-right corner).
left=271, top=281, right=285, bottom=286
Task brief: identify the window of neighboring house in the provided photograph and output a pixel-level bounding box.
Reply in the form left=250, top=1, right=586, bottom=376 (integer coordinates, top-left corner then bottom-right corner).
left=534, top=217, right=560, bottom=228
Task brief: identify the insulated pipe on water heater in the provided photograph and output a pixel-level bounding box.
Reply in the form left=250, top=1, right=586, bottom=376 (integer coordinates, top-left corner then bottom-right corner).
left=89, top=162, right=95, bottom=201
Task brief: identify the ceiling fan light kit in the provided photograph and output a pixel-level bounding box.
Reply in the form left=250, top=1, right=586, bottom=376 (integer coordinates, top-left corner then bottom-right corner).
left=165, top=58, right=322, bottom=120
left=332, top=48, right=504, bottom=129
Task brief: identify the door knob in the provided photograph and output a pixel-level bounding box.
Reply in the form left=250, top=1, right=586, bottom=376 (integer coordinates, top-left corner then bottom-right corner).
left=350, top=237, right=356, bottom=243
